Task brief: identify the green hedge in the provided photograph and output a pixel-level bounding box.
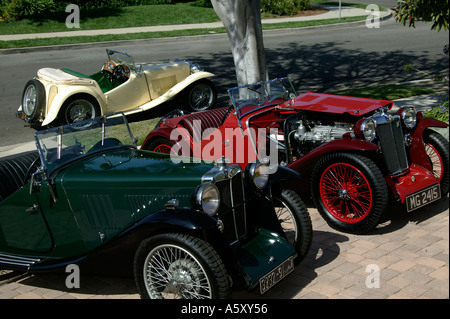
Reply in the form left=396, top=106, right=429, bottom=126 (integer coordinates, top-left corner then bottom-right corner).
left=261, top=0, right=311, bottom=16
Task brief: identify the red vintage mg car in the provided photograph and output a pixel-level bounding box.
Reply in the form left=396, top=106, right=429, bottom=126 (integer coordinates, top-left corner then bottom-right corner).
left=141, top=77, right=449, bottom=234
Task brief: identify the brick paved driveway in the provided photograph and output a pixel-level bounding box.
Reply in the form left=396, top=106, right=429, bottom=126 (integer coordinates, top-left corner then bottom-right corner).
left=1, top=195, right=448, bottom=300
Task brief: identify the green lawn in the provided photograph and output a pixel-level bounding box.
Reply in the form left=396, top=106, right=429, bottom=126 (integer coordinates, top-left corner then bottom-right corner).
left=334, top=84, right=435, bottom=100
left=0, top=1, right=374, bottom=49
left=0, top=2, right=220, bottom=35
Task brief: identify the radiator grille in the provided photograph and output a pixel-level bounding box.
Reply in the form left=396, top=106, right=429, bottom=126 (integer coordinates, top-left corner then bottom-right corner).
left=214, top=171, right=247, bottom=244
left=376, top=116, right=409, bottom=175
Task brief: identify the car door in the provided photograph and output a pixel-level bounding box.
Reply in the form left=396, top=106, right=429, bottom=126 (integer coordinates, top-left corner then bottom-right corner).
left=104, top=72, right=151, bottom=113
left=0, top=186, right=52, bottom=253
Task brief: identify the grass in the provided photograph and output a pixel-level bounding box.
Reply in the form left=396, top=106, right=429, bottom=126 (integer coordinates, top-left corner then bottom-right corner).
left=334, top=84, right=435, bottom=100
left=0, top=3, right=220, bottom=34
left=0, top=1, right=373, bottom=49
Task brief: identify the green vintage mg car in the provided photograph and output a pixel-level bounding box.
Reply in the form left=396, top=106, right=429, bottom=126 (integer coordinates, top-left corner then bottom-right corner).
left=0, top=113, right=312, bottom=298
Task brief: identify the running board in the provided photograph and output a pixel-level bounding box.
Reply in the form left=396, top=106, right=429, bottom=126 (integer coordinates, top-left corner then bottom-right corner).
left=0, top=253, right=41, bottom=271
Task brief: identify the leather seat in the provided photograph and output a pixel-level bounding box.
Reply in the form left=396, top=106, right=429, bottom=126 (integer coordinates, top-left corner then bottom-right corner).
left=0, top=151, right=40, bottom=202
left=179, top=107, right=228, bottom=142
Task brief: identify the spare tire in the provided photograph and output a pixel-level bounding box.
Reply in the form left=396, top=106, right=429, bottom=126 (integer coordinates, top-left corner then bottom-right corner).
left=21, top=79, right=45, bottom=123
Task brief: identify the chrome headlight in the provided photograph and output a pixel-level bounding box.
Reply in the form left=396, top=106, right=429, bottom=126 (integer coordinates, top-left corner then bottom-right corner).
left=249, top=160, right=270, bottom=189
left=195, top=183, right=220, bottom=216
left=190, top=63, right=203, bottom=72
left=361, top=118, right=376, bottom=142
left=401, top=106, right=417, bottom=129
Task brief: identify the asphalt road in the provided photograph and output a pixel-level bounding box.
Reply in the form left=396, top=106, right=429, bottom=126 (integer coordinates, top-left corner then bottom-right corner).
left=0, top=5, right=448, bottom=148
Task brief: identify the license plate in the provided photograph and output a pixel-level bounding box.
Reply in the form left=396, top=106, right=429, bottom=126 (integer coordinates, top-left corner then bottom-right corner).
left=259, top=257, right=294, bottom=294
left=406, top=184, right=441, bottom=212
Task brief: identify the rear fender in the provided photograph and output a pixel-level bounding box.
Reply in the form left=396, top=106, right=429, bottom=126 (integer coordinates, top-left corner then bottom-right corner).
left=141, top=127, right=175, bottom=150
left=42, top=87, right=104, bottom=126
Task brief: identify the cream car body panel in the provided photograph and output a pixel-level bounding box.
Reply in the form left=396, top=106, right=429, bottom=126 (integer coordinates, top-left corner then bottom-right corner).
left=18, top=49, right=216, bottom=126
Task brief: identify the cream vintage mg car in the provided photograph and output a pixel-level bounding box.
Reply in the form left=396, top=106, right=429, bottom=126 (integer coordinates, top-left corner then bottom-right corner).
left=17, top=49, right=217, bottom=127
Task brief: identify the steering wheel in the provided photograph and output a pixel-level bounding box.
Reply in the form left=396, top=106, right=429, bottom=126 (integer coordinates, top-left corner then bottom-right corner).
left=102, top=60, right=117, bottom=73
left=112, top=65, right=131, bottom=83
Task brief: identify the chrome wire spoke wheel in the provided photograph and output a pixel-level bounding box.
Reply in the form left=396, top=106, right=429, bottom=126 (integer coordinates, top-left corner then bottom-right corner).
left=23, top=85, right=37, bottom=116
left=66, top=99, right=96, bottom=124
left=190, top=84, right=213, bottom=111
left=144, top=244, right=212, bottom=299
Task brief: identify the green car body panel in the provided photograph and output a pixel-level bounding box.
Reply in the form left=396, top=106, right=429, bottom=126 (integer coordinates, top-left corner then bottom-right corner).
left=0, top=113, right=310, bottom=297
left=0, top=148, right=213, bottom=257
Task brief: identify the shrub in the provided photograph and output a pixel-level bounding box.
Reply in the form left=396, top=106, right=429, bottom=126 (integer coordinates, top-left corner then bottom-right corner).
left=1, top=0, right=56, bottom=19
left=261, top=0, right=311, bottom=16
left=425, top=100, right=449, bottom=122
left=52, top=0, right=173, bottom=10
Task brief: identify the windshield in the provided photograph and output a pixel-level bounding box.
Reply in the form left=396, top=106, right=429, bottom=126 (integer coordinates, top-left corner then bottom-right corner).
left=227, top=77, right=297, bottom=117
left=106, top=49, right=136, bottom=70
left=34, top=113, right=137, bottom=173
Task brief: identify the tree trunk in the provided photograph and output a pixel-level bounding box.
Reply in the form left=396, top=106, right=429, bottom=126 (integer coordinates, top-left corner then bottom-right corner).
left=211, top=0, right=268, bottom=86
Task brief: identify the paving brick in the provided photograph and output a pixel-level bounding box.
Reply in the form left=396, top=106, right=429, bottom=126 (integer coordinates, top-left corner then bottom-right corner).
left=0, top=198, right=447, bottom=300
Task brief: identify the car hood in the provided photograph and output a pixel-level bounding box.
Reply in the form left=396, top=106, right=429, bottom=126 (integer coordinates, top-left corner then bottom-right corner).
left=281, top=92, right=393, bottom=116
left=58, top=148, right=213, bottom=205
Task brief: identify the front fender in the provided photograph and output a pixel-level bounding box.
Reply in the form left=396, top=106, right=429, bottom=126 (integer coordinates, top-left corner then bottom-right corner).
left=135, top=207, right=218, bottom=233
left=124, top=71, right=214, bottom=115
left=266, top=165, right=301, bottom=197
left=285, top=138, right=380, bottom=193
left=42, top=86, right=104, bottom=126
left=287, top=138, right=380, bottom=172
left=410, top=115, right=449, bottom=171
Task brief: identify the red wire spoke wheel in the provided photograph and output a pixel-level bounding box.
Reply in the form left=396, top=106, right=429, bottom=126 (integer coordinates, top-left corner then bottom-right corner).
left=423, top=129, right=449, bottom=195
left=153, top=143, right=175, bottom=154
left=319, top=162, right=373, bottom=223
left=311, top=153, right=388, bottom=234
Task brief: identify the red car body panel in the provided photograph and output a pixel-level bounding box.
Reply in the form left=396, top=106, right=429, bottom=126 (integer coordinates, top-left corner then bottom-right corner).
left=280, top=92, right=394, bottom=115
left=393, top=164, right=440, bottom=203
left=142, top=91, right=447, bottom=204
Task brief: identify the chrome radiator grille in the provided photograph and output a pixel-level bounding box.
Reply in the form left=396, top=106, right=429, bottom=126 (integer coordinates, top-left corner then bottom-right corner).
left=214, top=171, right=247, bottom=245
left=376, top=115, right=409, bottom=175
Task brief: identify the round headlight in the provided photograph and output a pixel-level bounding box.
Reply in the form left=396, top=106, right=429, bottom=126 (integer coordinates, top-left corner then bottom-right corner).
left=361, top=118, right=376, bottom=142
left=250, top=161, right=270, bottom=189
left=197, top=184, right=220, bottom=216
left=401, top=106, right=417, bottom=129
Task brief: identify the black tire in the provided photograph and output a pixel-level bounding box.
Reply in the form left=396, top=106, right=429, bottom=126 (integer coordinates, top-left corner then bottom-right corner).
left=273, top=189, right=312, bottom=264
left=311, top=153, right=389, bottom=234
left=423, top=129, right=449, bottom=196
left=134, top=233, right=230, bottom=299
left=21, top=79, right=45, bottom=123
left=144, top=137, right=175, bottom=154
left=184, top=79, right=217, bottom=112
left=59, top=95, right=100, bottom=125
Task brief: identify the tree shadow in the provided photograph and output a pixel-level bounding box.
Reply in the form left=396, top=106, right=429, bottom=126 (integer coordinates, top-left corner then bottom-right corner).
left=232, top=230, right=349, bottom=299
left=373, top=195, right=449, bottom=235
left=179, top=36, right=447, bottom=103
